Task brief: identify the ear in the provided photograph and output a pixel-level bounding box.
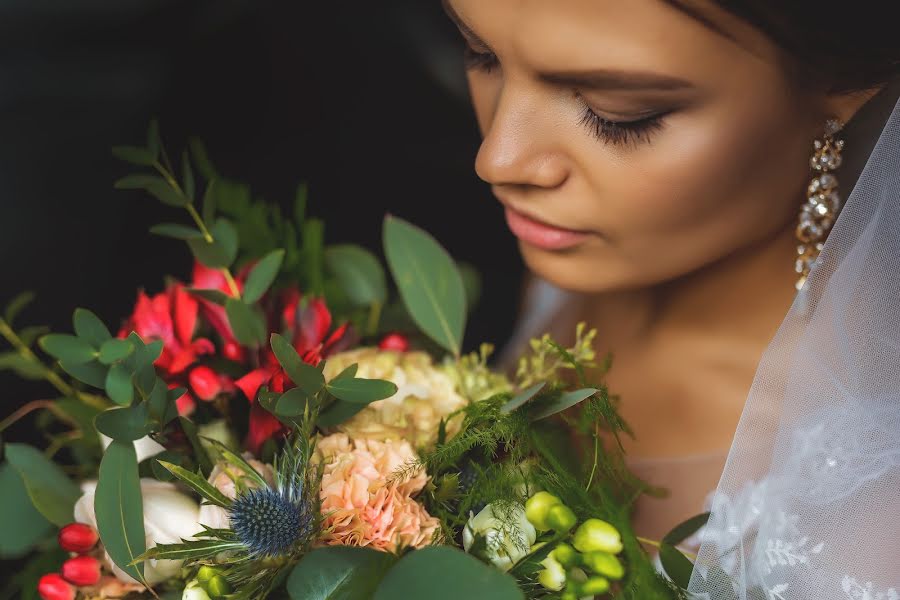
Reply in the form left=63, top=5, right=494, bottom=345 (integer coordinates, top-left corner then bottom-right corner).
left=822, top=86, right=884, bottom=126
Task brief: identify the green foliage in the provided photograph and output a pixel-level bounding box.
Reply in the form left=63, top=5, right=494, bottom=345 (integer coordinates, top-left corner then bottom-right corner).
left=95, top=439, right=146, bottom=584
left=288, top=546, right=397, bottom=600
left=4, top=290, right=36, bottom=326
left=226, top=298, right=267, bottom=346
left=270, top=333, right=325, bottom=396
left=156, top=460, right=233, bottom=508
left=324, top=244, right=388, bottom=307
left=189, top=219, right=239, bottom=268
left=325, top=377, right=398, bottom=405
left=516, top=322, right=598, bottom=388
left=243, top=249, right=286, bottom=304
left=0, top=462, right=53, bottom=558
left=5, top=443, right=81, bottom=527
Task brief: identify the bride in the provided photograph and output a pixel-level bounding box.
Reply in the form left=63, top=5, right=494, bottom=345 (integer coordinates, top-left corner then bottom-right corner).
left=441, top=0, right=900, bottom=597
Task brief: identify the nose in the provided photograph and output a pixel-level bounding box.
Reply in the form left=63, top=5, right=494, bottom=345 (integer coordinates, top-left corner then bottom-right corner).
left=474, top=83, right=569, bottom=190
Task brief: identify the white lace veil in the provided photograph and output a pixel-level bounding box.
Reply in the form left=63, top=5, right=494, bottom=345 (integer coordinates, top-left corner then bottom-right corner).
left=688, top=88, right=900, bottom=599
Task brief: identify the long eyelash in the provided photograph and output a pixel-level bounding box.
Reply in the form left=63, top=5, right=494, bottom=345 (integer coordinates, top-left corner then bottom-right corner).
left=463, top=45, right=499, bottom=72
left=578, top=106, right=665, bottom=147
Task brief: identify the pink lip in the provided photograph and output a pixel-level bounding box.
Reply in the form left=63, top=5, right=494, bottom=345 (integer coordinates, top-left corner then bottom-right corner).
left=503, top=207, right=591, bottom=251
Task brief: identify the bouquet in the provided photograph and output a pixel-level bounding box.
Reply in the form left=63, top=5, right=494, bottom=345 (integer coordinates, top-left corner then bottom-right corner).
left=0, top=124, right=710, bottom=600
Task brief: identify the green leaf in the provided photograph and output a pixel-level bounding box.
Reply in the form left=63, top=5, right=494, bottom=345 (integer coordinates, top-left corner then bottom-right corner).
left=0, top=462, right=53, bottom=558
left=243, top=249, right=285, bottom=304
left=18, top=325, right=50, bottom=347
left=294, top=183, right=308, bottom=227
left=149, top=223, right=204, bottom=240
left=105, top=363, right=134, bottom=406
left=270, top=333, right=325, bottom=396
left=39, top=334, right=96, bottom=364
left=94, top=405, right=154, bottom=442
left=99, top=338, right=135, bottom=365
left=383, top=216, right=466, bottom=357
left=4, top=290, right=35, bottom=325
left=73, top=308, right=112, bottom=348
left=112, top=145, right=155, bottom=166
left=147, top=378, right=178, bottom=426
left=95, top=440, right=146, bottom=583
left=276, top=388, right=312, bottom=417
left=178, top=417, right=213, bottom=475
left=146, top=179, right=189, bottom=207
left=185, top=288, right=231, bottom=306
left=458, top=262, right=482, bottom=311
left=331, top=363, right=358, bottom=382
left=0, top=352, right=45, bottom=380
left=288, top=546, right=397, bottom=600
left=500, top=382, right=546, bottom=415
left=325, top=378, right=397, bottom=405
left=156, top=461, right=232, bottom=508
left=663, top=512, right=711, bottom=546
left=190, top=138, right=218, bottom=181
left=202, top=179, right=217, bottom=224
left=146, top=119, right=161, bottom=159
left=188, top=218, right=238, bottom=268
left=136, top=539, right=244, bottom=563
left=114, top=174, right=158, bottom=190
left=317, top=400, right=366, bottom=428
left=530, top=388, right=598, bottom=421
left=324, top=245, right=388, bottom=307
left=5, top=444, right=81, bottom=527
left=301, top=219, right=326, bottom=296
left=201, top=438, right=267, bottom=488
left=182, top=150, right=195, bottom=201
left=226, top=299, right=267, bottom=346
left=59, top=359, right=108, bottom=389
left=54, top=397, right=104, bottom=440
left=372, top=547, right=523, bottom=600
left=659, top=543, right=695, bottom=589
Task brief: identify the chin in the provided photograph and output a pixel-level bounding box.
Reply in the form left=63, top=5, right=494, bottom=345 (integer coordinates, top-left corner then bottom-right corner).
left=518, top=241, right=657, bottom=294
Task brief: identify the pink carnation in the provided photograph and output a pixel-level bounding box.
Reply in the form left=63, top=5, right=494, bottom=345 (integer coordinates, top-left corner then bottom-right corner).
left=317, top=434, right=440, bottom=552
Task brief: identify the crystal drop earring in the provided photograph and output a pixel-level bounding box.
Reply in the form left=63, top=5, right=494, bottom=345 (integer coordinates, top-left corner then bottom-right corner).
left=795, top=118, right=844, bottom=290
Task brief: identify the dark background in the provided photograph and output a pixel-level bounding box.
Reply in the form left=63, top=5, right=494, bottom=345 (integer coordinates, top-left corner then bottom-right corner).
left=0, top=1, right=525, bottom=446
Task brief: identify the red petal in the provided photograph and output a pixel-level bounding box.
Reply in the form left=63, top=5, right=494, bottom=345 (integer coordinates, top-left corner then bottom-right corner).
left=222, top=340, right=245, bottom=362
left=191, top=338, right=215, bottom=356
left=173, top=285, right=198, bottom=346
left=192, top=261, right=229, bottom=293
left=245, top=403, right=285, bottom=455
left=189, top=366, right=222, bottom=401
left=295, top=298, right=332, bottom=353
left=37, top=574, right=75, bottom=600
left=234, top=368, right=273, bottom=403
left=175, top=391, right=196, bottom=416
left=323, top=322, right=350, bottom=354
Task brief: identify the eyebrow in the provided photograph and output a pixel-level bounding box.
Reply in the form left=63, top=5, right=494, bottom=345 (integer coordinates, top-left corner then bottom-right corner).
left=441, top=0, right=693, bottom=93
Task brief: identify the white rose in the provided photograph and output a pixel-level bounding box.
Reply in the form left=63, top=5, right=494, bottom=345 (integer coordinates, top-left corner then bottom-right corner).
left=462, top=502, right=537, bottom=572
left=74, top=478, right=201, bottom=585
left=99, top=433, right=166, bottom=463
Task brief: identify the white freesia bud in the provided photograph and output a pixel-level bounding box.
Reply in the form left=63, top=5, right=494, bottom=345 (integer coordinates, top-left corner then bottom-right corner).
left=74, top=479, right=201, bottom=585
left=183, top=580, right=212, bottom=600
left=99, top=433, right=165, bottom=463
left=462, top=502, right=537, bottom=572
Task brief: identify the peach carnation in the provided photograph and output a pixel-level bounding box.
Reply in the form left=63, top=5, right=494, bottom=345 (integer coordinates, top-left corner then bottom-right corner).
left=316, top=433, right=440, bottom=552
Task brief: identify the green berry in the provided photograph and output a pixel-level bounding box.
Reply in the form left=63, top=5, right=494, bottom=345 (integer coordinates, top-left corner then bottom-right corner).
left=580, top=576, right=611, bottom=595
left=196, top=566, right=219, bottom=583
left=525, top=491, right=561, bottom=531
left=573, top=518, right=623, bottom=554
left=552, top=543, right=580, bottom=568
left=583, top=551, right=625, bottom=580
left=206, top=575, right=232, bottom=598
left=546, top=504, right=577, bottom=533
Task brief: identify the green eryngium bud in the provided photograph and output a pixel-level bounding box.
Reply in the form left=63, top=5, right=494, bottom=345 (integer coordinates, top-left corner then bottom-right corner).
left=524, top=491, right=561, bottom=531
left=206, top=575, right=232, bottom=598
left=546, top=504, right=577, bottom=533
left=583, top=551, right=625, bottom=580
left=552, top=543, right=580, bottom=568
left=573, top=518, right=623, bottom=554
left=196, top=566, right=219, bottom=583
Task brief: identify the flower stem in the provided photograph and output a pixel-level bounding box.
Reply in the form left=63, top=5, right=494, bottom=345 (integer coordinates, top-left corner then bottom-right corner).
left=186, top=203, right=214, bottom=243
left=637, top=536, right=698, bottom=560
left=222, top=269, right=241, bottom=298
left=0, top=400, right=60, bottom=433
left=366, top=302, right=383, bottom=336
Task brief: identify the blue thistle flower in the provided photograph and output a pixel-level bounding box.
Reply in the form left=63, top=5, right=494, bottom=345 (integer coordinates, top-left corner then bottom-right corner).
left=229, top=487, right=313, bottom=557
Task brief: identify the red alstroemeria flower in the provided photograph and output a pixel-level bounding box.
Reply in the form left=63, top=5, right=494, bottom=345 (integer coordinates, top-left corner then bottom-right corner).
left=119, top=284, right=214, bottom=375
left=235, top=295, right=350, bottom=454
left=190, top=262, right=246, bottom=354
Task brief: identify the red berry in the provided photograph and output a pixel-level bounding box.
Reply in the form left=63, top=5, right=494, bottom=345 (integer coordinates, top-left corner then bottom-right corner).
left=189, top=366, right=222, bottom=401
left=62, top=556, right=102, bottom=586
left=37, top=574, right=75, bottom=600
left=223, top=340, right=244, bottom=362
left=57, top=523, right=98, bottom=553
left=378, top=333, right=410, bottom=352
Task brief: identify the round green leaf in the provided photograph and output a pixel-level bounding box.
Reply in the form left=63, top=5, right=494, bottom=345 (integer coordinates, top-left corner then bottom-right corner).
left=288, top=546, right=397, bottom=600
left=383, top=216, right=466, bottom=357
left=659, top=543, right=695, bottom=589
left=226, top=299, right=267, bottom=346
left=95, top=440, right=146, bottom=584
left=73, top=308, right=112, bottom=348
left=39, top=334, right=97, bottom=364
left=275, top=388, right=311, bottom=417
left=94, top=405, right=154, bottom=442
left=373, top=547, right=524, bottom=600
left=99, top=339, right=135, bottom=365
left=325, top=378, right=398, bottom=405
left=5, top=444, right=81, bottom=527
left=0, top=463, right=53, bottom=558
left=270, top=333, right=325, bottom=396
left=324, top=245, right=388, bottom=307
left=188, top=218, right=238, bottom=268
left=105, top=362, right=134, bottom=406
left=243, top=249, right=285, bottom=304
left=316, top=400, right=366, bottom=428
left=59, top=359, right=108, bottom=389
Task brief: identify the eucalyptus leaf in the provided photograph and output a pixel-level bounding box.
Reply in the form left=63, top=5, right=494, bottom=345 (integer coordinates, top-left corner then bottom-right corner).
left=372, top=546, right=524, bottom=600
left=94, top=405, right=154, bottom=442
left=325, top=378, right=397, bottom=405
left=112, top=145, right=155, bottom=166
left=383, top=216, right=466, bottom=357
left=54, top=397, right=103, bottom=441
left=287, top=546, right=396, bottom=600
left=500, top=382, right=546, bottom=415
left=182, top=150, right=195, bottom=201
left=530, top=388, right=598, bottom=421
left=95, top=440, right=146, bottom=583
left=4, top=290, right=35, bottom=325
left=188, top=218, right=238, bottom=268
left=73, top=308, right=112, bottom=348
left=331, top=363, right=358, bottom=382
left=457, top=262, right=482, bottom=312
left=226, top=299, right=267, bottom=346
left=270, top=333, right=325, bottom=396
left=145, top=179, right=189, bottom=207
left=663, top=512, right=711, bottom=547
left=149, top=223, right=204, bottom=240
left=0, top=463, right=53, bottom=559
left=179, top=417, right=213, bottom=475
left=659, top=543, right=695, bottom=589
left=105, top=363, right=134, bottom=406
left=156, top=461, right=232, bottom=508
left=324, top=245, right=388, bottom=307
left=317, top=400, right=366, bottom=428
left=243, top=249, right=285, bottom=304
left=185, top=288, right=230, bottom=306
left=5, top=444, right=81, bottom=527
left=99, top=338, right=135, bottom=365
left=202, top=179, right=217, bottom=224
left=39, top=334, right=97, bottom=364
left=276, top=388, right=311, bottom=417
left=59, top=359, right=108, bottom=389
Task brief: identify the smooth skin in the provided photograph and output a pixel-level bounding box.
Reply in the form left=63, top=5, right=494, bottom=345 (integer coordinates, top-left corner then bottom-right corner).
left=445, top=0, right=877, bottom=531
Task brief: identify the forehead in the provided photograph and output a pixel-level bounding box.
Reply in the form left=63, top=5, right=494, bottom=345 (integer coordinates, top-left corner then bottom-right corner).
left=448, top=0, right=779, bottom=80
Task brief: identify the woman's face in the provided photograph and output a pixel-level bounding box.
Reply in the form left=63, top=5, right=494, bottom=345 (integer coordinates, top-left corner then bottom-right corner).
left=446, top=0, right=828, bottom=292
